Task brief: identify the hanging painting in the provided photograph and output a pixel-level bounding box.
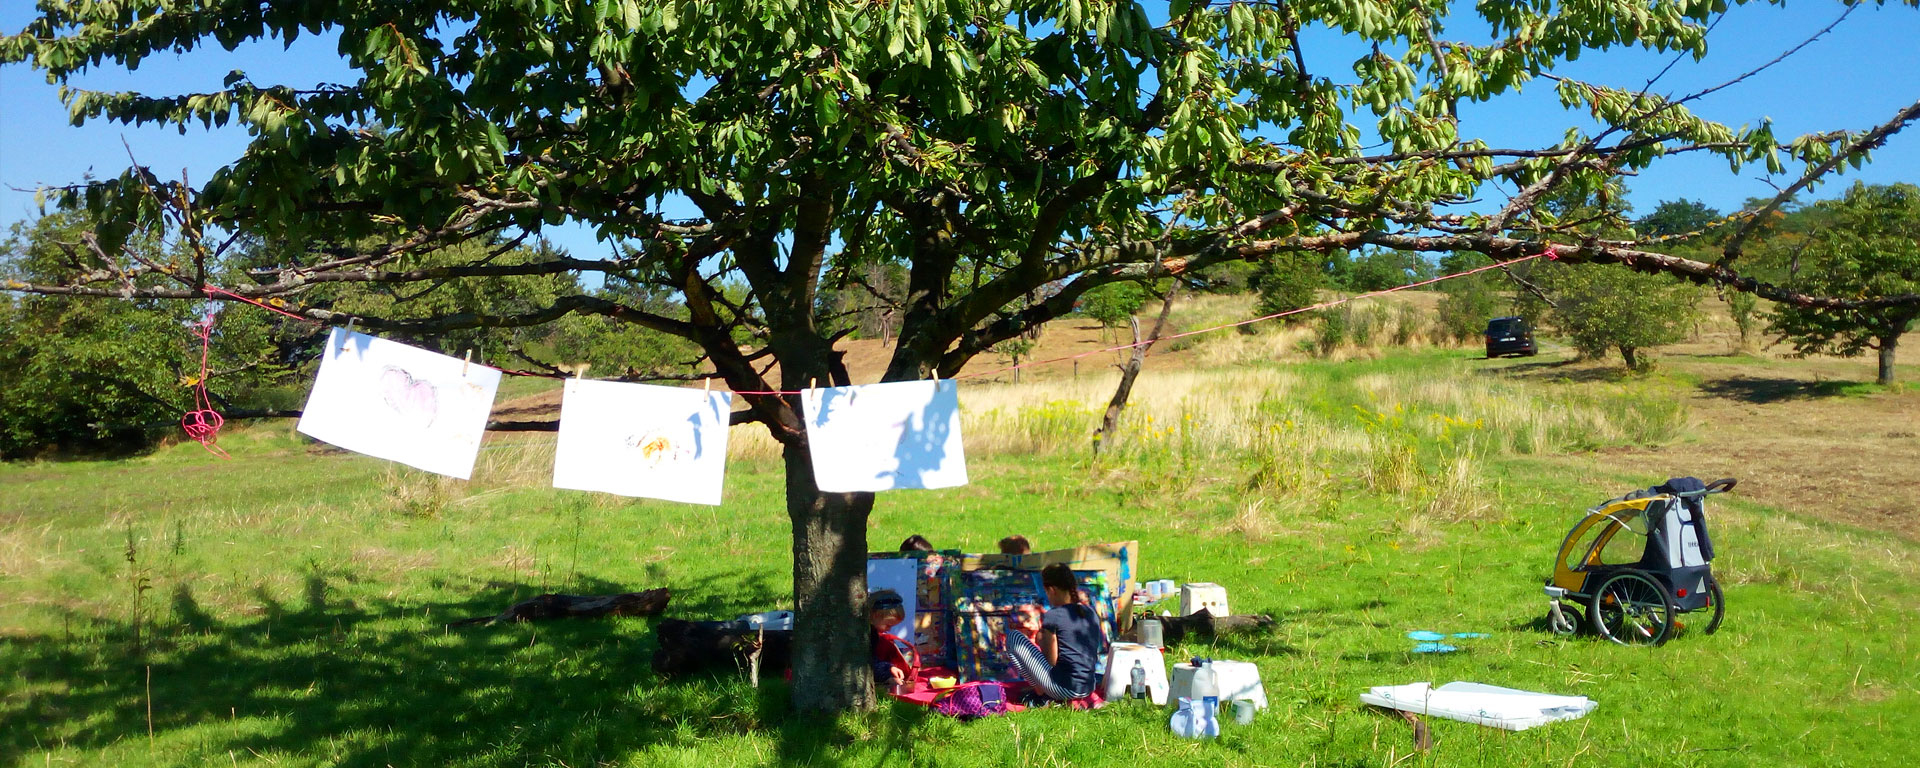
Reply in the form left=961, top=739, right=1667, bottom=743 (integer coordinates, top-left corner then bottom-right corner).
left=802, top=379, right=968, bottom=492
left=298, top=329, right=501, bottom=479
left=552, top=380, right=733, bottom=505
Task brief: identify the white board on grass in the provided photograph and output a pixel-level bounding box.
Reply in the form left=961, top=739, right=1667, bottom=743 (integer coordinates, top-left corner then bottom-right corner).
left=552, top=380, right=733, bottom=505
left=802, top=379, right=968, bottom=493
left=297, top=329, right=501, bottom=479
left=1360, top=681, right=1597, bottom=731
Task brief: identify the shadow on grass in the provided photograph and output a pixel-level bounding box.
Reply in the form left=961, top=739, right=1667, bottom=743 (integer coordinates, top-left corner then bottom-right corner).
left=0, top=569, right=941, bottom=766
left=1697, top=376, right=1879, bottom=404
left=1473, top=357, right=1641, bottom=384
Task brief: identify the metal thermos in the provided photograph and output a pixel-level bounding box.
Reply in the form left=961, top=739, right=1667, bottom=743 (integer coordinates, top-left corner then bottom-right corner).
left=1138, top=615, right=1165, bottom=648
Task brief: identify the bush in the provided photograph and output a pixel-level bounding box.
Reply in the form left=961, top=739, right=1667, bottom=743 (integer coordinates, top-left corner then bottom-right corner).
left=1254, top=254, right=1324, bottom=325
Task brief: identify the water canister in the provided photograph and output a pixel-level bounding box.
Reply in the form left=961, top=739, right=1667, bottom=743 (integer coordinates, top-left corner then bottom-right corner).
left=1191, top=659, right=1221, bottom=738
left=1130, top=660, right=1147, bottom=699
left=1137, top=615, right=1165, bottom=649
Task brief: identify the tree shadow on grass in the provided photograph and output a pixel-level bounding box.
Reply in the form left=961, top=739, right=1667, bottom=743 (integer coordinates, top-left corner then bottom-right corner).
left=1697, top=376, right=1873, bottom=404
left=1476, top=357, right=1638, bottom=384
left=0, top=567, right=935, bottom=767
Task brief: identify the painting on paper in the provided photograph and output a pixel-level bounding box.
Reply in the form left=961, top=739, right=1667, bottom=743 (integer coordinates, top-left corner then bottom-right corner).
left=802, top=379, right=968, bottom=493
left=552, top=380, right=733, bottom=506
left=298, top=329, right=501, bottom=479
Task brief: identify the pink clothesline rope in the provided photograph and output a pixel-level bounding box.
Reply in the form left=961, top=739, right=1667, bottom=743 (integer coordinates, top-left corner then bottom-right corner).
left=194, top=248, right=1556, bottom=395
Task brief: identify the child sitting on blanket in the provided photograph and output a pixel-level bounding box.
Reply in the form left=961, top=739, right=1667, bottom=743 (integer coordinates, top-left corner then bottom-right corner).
left=868, top=589, right=913, bottom=688
left=1001, top=564, right=1106, bottom=704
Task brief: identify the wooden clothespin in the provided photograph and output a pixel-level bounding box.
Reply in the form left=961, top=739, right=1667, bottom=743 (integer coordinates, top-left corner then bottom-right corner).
left=703, top=376, right=712, bottom=392
left=339, top=317, right=357, bottom=352
left=463, top=349, right=473, bottom=376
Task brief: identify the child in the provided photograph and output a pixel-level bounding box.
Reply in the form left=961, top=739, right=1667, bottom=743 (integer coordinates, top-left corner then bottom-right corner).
left=900, top=534, right=933, bottom=553
left=868, top=589, right=912, bottom=688
left=1002, top=563, right=1106, bottom=704
left=998, top=535, right=1032, bottom=555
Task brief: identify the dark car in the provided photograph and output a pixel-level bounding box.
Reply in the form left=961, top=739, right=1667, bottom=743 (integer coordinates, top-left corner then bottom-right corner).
left=1484, top=316, right=1537, bottom=358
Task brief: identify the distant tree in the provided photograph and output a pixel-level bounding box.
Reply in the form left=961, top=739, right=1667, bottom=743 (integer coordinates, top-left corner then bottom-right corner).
left=1436, top=277, right=1501, bottom=344
left=1636, top=199, right=1723, bottom=239
left=1078, top=282, right=1149, bottom=330
left=1727, top=290, right=1759, bottom=352
left=990, top=337, right=1037, bottom=383
left=1334, top=250, right=1437, bottom=292
left=1542, top=263, right=1700, bottom=371
left=1766, top=182, right=1920, bottom=385
left=1254, top=254, right=1324, bottom=326
left=0, top=213, right=285, bottom=457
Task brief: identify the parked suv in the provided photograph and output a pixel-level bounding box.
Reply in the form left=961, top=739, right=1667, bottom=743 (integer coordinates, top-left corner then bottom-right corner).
left=1484, top=316, right=1537, bottom=358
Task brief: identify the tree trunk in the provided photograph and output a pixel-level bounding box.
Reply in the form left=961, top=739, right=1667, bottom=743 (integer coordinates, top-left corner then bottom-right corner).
left=1619, top=345, right=1640, bottom=371
left=1878, top=333, right=1899, bottom=386
left=1093, top=287, right=1180, bottom=455
left=783, top=438, right=878, bottom=712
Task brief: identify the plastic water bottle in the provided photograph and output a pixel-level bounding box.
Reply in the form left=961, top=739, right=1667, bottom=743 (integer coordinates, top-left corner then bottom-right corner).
left=1130, top=659, right=1147, bottom=699
left=1191, top=659, right=1220, bottom=738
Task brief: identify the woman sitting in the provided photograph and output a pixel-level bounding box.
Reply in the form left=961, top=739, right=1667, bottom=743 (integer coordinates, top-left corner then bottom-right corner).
left=1002, top=563, right=1106, bottom=705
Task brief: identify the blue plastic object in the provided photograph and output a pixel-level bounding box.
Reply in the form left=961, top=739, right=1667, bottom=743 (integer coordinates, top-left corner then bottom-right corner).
left=1406, top=630, right=1445, bottom=642
left=1411, top=642, right=1459, bottom=654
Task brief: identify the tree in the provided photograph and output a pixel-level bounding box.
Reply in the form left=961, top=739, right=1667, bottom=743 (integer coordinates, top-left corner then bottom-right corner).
left=0, top=213, right=287, bottom=458
left=1636, top=199, right=1723, bottom=239
left=1767, top=182, right=1920, bottom=385
left=7, top=0, right=1920, bottom=713
left=1542, top=263, right=1700, bottom=370
left=1332, top=250, right=1437, bottom=292
left=1078, top=282, right=1149, bottom=331
left=1435, top=261, right=1502, bottom=344
left=1253, top=253, right=1325, bottom=325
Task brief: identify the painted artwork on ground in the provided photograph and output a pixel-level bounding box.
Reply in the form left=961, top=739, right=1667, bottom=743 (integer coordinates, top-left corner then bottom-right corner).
left=298, top=329, right=501, bottom=479
left=551, top=380, right=733, bottom=505
left=802, top=379, right=968, bottom=493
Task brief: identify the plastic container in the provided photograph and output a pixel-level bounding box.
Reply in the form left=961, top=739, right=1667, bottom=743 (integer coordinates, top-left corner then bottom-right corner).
left=1191, top=659, right=1221, bottom=738
left=1137, top=615, right=1165, bottom=648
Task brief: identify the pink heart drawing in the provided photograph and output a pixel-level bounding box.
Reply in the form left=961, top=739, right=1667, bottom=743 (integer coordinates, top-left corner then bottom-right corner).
left=379, top=366, right=439, bottom=428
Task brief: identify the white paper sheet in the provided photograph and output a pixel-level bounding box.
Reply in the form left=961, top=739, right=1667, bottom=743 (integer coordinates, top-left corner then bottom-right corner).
left=866, top=558, right=919, bottom=644
left=551, top=380, right=733, bottom=505
left=802, top=380, right=968, bottom=492
left=298, top=329, right=501, bottom=479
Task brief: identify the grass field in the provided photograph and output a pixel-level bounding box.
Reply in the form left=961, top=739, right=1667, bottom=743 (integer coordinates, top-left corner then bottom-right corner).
left=3, top=339, right=1918, bottom=767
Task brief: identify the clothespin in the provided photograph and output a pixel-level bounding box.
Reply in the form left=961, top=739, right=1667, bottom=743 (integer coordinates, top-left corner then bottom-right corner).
left=463, top=349, right=473, bottom=376
left=703, top=376, right=712, bottom=392
left=339, top=317, right=357, bottom=352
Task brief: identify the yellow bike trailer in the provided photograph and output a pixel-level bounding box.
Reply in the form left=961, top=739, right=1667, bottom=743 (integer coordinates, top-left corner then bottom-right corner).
left=1545, top=477, right=1735, bottom=646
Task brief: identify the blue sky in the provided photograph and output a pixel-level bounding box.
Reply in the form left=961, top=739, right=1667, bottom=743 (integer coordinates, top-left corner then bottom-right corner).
left=3, top=1, right=1917, bottom=259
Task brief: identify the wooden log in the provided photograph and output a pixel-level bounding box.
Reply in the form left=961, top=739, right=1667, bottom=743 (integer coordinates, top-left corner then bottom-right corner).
left=451, top=588, right=670, bottom=626
left=1150, top=608, right=1277, bottom=646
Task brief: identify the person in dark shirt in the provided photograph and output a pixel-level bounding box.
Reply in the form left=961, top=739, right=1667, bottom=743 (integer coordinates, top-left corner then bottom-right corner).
left=1036, top=563, right=1103, bottom=695
left=1001, top=563, right=1106, bottom=703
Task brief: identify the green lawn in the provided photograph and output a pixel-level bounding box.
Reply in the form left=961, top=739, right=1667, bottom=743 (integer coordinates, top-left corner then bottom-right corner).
left=3, top=350, right=1915, bottom=767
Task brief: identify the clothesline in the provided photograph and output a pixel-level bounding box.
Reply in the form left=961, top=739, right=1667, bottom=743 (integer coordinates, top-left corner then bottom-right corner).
left=197, top=249, right=1556, bottom=395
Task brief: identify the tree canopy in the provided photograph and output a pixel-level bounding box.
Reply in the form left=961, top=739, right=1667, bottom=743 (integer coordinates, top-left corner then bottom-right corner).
left=1765, top=182, right=1920, bottom=384
left=6, top=0, right=1920, bottom=712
